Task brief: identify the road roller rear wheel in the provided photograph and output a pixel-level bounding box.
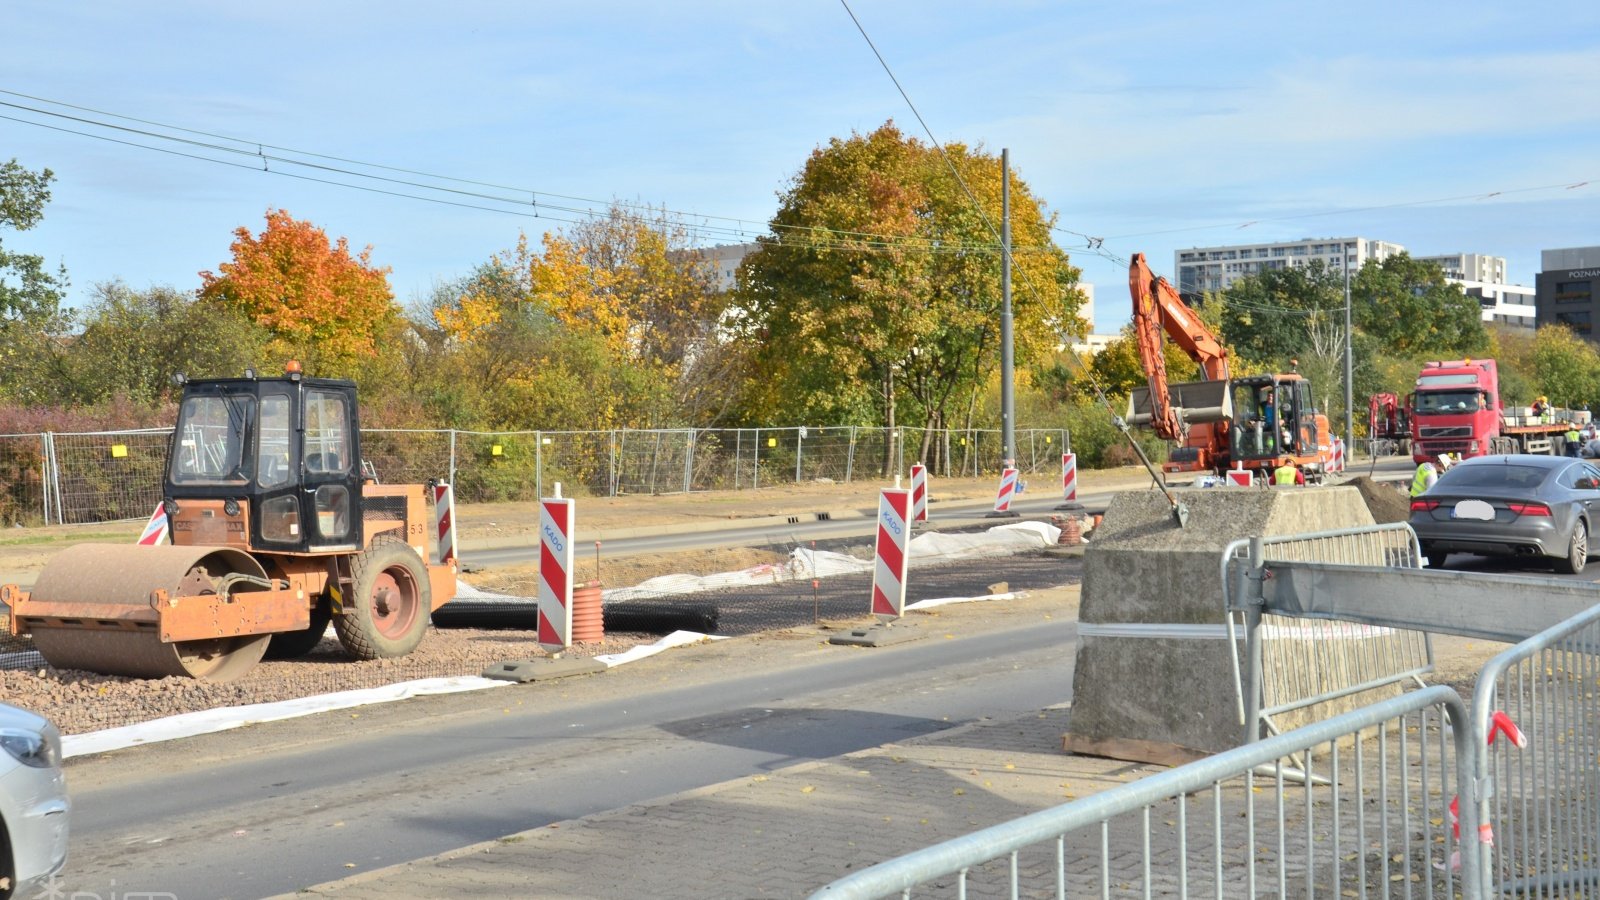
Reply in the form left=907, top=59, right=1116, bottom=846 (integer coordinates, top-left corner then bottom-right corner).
left=264, top=598, right=333, bottom=660
left=334, top=537, right=431, bottom=660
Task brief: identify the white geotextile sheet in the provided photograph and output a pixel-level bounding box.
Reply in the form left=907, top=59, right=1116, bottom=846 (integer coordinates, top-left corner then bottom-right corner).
left=612, top=520, right=1061, bottom=600
left=62, top=630, right=726, bottom=757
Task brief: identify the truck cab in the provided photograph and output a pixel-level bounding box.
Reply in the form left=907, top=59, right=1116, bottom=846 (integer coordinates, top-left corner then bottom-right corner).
left=1410, top=359, right=1499, bottom=463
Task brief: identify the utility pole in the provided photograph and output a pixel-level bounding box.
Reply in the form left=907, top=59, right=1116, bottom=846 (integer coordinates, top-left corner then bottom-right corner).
left=1000, top=148, right=1015, bottom=467
left=1344, top=243, right=1354, bottom=456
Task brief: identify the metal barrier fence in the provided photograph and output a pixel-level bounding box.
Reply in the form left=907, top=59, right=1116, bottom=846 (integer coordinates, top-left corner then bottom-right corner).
left=1222, top=524, right=1435, bottom=744
left=811, top=685, right=1476, bottom=898
left=1470, top=602, right=1600, bottom=897
left=0, top=426, right=1071, bottom=526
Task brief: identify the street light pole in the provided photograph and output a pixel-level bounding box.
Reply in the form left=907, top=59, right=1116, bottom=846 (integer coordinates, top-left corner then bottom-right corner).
left=1344, top=244, right=1354, bottom=456
left=1000, top=148, right=1015, bottom=468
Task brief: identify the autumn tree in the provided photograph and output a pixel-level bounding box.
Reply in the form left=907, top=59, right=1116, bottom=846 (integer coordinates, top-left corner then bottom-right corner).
left=198, top=209, right=401, bottom=375
left=731, top=122, right=1084, bottom=456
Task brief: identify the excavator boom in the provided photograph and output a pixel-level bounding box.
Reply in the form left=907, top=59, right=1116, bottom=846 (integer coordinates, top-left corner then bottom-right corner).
left=1126, top=253, right=1233, bottom=468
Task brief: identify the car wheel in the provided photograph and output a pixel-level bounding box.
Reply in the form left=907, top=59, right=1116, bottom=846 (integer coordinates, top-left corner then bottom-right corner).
left=1555, top=524, right=1588, bottom=575
left=1423, top=546, right=1449, bottom=569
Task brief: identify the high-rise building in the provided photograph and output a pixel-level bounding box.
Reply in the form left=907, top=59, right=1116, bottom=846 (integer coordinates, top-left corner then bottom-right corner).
left=1414, top=253, right=1507, bottom=284
left=1536, top=246, right=1600, bottom=338
left=1173, top=237, right=1406, bottom=297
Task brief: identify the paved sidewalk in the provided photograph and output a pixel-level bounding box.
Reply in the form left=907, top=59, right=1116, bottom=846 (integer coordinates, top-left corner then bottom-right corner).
left=285, top=704, right=1163, bottom=899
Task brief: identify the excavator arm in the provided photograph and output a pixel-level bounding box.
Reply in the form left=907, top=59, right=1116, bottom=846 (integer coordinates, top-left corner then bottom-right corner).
left=1128, top=253, right=1231, bottom=440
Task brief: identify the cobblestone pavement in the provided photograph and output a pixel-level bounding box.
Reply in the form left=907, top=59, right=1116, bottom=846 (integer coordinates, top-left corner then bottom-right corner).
left=284, top=704, right=1169, bottom=899
left=285, top=694, right=1487, bottom=899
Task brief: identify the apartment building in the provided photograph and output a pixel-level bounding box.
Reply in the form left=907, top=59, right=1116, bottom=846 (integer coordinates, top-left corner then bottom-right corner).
left=1173, top=237, right=1405, bottom=297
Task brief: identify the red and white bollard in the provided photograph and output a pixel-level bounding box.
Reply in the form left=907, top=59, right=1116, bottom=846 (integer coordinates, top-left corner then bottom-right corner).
left=871, top=487, right=912, bottom=621
left=537, top=484, right=576, bottom=654
left=1332, top=438, right=1345, bottom=473
left=433, top=482, right=458, bottom=567
left=909, top=463, right=928, bottom=523
left=1056, top=452, right=1084, bottom=510
left=992, top=466, right=1020, bottom=515
left=136, top=502, right=168, bottom=546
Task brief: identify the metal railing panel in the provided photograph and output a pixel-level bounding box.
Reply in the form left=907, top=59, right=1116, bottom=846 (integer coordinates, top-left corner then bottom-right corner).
left=810, top=686, right=1478, bottom=899
left=1470, top=602, right=1600, bottom=897
left=1221, top=524, right=1434, bottom=742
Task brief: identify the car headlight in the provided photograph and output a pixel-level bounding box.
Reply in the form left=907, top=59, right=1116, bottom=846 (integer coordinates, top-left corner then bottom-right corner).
left=0, top=726, right=62, bottom=768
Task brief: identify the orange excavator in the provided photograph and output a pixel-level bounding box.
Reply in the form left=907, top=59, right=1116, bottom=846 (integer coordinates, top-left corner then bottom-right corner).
left=1125, top=253, right=1335, bottom=480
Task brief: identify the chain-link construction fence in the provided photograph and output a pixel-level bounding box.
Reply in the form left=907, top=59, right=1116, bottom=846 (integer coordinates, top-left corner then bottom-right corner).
left=0, top=425, right=1072, bottom=526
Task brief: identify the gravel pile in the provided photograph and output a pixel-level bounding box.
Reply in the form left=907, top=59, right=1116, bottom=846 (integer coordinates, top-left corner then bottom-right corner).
left=1348, top=475, right=1413, bottom=523
left=0, top=627, right=655, bottom=737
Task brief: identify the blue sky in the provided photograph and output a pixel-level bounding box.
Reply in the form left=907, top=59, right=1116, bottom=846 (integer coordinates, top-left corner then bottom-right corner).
left=3, top=1, right=1597, bottom=333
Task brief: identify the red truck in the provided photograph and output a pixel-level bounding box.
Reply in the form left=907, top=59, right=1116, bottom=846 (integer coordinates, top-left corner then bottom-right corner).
left=1409, top=358, right=1573, bottom=462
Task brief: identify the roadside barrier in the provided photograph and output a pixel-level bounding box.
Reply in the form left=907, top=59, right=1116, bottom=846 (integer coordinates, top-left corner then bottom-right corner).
left=870, top=487, right=911, bottom=619
left=908, top=463, right=927, bottom=523
left=1060, top=452, right=1077, bottom=503
left=992, top=466, right=1018, bottom=514
left=135, top=502, right=168, bottom=546
left=433, top=482, right=457, bottom=566
left=812, top=686, right=1475, bottom=898
left=537, top=486, right=575, bottom=653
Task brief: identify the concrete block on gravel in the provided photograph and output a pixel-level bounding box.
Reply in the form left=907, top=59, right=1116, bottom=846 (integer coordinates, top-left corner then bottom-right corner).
left=1065, top=487, right=1375, bottom=761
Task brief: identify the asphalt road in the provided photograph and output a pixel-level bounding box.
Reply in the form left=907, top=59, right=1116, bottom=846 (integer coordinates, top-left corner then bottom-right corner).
left=57, top=607, right=1080, bottom=899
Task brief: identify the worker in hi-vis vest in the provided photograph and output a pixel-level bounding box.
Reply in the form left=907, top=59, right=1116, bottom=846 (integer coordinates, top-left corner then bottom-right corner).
left=1273, top=460, right=1303, bottom=486
left=1411, top=454, right=1452, bottom=497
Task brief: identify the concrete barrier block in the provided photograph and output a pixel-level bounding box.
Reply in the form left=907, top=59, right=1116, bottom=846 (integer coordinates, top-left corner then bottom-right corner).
left=1065, top=487, right=1376, bottom=761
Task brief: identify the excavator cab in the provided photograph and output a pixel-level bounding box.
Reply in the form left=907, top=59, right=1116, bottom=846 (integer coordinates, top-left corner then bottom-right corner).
left=167, top=368, right=364, bottom=554
left=1229, top=374, right=1329, bottom=471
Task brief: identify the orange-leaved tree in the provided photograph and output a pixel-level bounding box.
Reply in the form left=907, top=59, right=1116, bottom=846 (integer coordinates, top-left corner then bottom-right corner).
left=199, top=209, right=400, bottom=375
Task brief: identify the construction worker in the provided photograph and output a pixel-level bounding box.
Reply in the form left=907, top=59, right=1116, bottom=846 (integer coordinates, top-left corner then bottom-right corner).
left=1273, top=460, right=1303, bottom=486
left=1567, top=423, right=1583, bottom=457
left=1535, top=396, right=1553, bottom=424
left=1411, top=457, right=1440, bottom=497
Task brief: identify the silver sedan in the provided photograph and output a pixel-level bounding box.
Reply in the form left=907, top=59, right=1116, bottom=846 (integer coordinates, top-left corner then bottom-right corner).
left=0, top=702, right=68, bottom=898
left=1409, top=454, right=1600, bottom=574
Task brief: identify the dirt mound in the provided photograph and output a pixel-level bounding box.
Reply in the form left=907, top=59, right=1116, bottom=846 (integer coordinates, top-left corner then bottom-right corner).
left=1348, top=475, right=1412, bottom=524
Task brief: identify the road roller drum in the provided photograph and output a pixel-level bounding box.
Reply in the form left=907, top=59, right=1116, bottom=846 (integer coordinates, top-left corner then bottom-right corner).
left=17, top=543, right=281, bottom=682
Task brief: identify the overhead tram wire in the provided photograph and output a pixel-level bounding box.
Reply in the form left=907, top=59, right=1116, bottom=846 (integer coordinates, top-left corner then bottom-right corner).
left=0, top=92, right=1021, bottom=259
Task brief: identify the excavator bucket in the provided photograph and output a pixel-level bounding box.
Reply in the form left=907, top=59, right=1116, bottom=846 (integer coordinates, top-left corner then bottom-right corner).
left=1128, top=380, right=1234, bottom=428
left=6, top=543, right=309, bottom=683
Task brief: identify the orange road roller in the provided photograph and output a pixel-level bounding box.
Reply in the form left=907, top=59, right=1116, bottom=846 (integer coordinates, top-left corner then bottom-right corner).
left=4, top=363, right=456, bottom=682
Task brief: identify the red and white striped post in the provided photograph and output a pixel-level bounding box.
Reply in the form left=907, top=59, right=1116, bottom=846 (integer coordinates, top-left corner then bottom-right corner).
left=433, top=482, right=458, bottom=567
left=871, top=487, right=912, bottom=621
left=909, top=463, right=928, bottom=523
left=537, top=484, right=576, bottom=654
left=136, top=502, right=168, bottom=546
left=1332, top=438, right=1345, bottom=473
left=1055, top=452, right=1084, bottom=510
left=991, top=466, right=1020, bottom=515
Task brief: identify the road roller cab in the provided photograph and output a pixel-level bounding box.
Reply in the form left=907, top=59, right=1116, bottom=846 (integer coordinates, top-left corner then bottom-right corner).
left=3, top=365, right=458, bottom=683
left=167, top=367, right=366, bottom=554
